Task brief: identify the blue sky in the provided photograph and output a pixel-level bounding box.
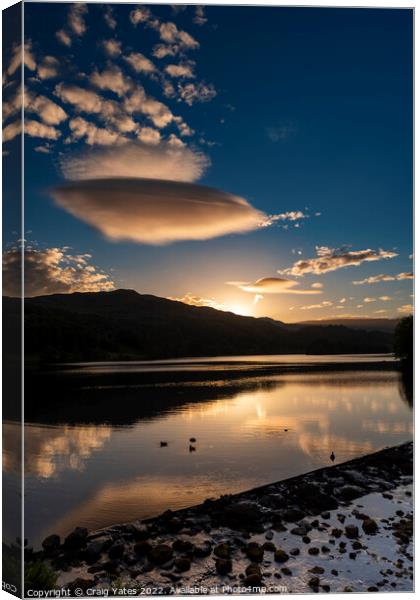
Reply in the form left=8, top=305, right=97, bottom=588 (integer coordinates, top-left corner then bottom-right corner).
left=3, top=3, right=413, bottom=321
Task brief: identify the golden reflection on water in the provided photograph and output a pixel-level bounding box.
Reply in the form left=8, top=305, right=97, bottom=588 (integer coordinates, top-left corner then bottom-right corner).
left=10, top=370, right=412, bottom=546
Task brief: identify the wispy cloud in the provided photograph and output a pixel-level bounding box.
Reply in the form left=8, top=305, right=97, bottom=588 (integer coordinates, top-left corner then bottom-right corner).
left=280, top=246, right=398, bottom=277
left=352, top=272, right=413, bottom=285
left=226, top=277, right=322, bottom=295
left=398, top=304, right=413, bottom=314
left=266, top=123, right=297, bottom=142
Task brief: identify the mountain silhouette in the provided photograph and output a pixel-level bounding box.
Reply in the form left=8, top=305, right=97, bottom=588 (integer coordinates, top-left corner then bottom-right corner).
left=3, top=289, right=395, bottom=363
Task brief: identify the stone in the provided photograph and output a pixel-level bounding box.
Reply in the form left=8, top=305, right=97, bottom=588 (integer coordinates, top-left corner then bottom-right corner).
left=290, top=548, right=300, bottom=556
left=331, top=528, right=343, bottom=538
left=244, top=573, right=262, bottom=587
left=246, top=564, right=262, bottom=577
left=193, top=541, right=212, bottom=558
left=172, top=539, right=194, bottom=554
left=215, top=558, right=232, bottom=575
left=149, top=544, right=173, bottom=565
left=64, top=527, right=88, bottom=551
left=291, top=527, right=307, bottom=536
left=85, top=541, right=105, bottom=564
left=265, top=530, right=274, bottom=540
left=352, top=541, right=363, bottom=550
left=309, top=566, right=325, bottom=574
left=362, top=518, right=378, bottom=535
left=345, top=525, right=359, bottom=539
left=281, top=567, right=292, bottom=576
left=262, top=542, right=276, bottom=552
left=302, top=536, right=311, bottom=544
left=321, top=546, right=330, bottom=554
left=134, top=541, right=152, bottom=556
left=349, top=552, right=357, bottom=560
left=108, top=542, right=124, bottom=560
left=321, top=585, right=331, bottom=592
left=308, top=547, right=320, bottom=555
left=214, top=543, right=230, bottom=560
left=308, top=577, right=320, bottom=590
left=218, top=502, right=264, bottom=531
left=339, top=486, right=365, bottom=501
left=282, top=508, right=306, bottom=522
left=42, top=534, right=61, bottom=554
left=321, top=512, right=331, bottom=520
left=367, top=587, right=379, bottom=592
left=274, top=549, right=289, bottom=563
left=331, top=569, right=338, bottom=576
left=174, top=557, right=191, bottom=572
left=245, top=542, right=264, bottom=563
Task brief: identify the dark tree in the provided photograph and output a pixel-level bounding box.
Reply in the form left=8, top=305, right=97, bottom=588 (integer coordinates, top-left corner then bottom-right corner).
left=394, top=315, right=413, bottom=366
left=395, top=315, right=413, bottom=407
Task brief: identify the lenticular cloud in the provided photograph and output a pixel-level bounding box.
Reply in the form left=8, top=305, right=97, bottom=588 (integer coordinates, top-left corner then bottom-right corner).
left=51, top=178, right=267, bottom=245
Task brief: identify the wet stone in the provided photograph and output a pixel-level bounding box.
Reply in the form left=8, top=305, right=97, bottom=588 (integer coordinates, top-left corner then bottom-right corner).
left=274, top=549, right=289, bottom=563
left=42, top=534, right=61, bottom=555
left=309, top=566, right=325, bottom=574
left=108, top=542, right=125, bottom=560
left=345, top=525, right=359, bottom=539
left=215, top=558, right=232, bottom=575
left=308, top=547, right=320, bottom=555
left=290, top=548, right=300, bottom=556
left=174, top=557, right=191, bottom=572
left=262, top=541, right=276, bottom=552
left=362, top=518, right=379, bottom=535
left=213, top=543, right=230, bottom=559
left=149, top=544, right=173, bottom=565
left=245, top=542, right=264, bottom=563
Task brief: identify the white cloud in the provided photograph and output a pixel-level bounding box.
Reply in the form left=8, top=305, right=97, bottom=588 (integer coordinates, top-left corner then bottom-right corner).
left=398, top=304, right=413, bottom=314
left=193, top=6, right=208, bottom=26
left=3, top=245, right=114, bottom=297
left=311, top=282, right=323, bottom=289
left=37, top=56, right=60, bottom=80
left=59, top=141, right=209, bottom=182
left=352, top=272, right=413, bottom=285
left=281, top=246, right=398, bottom=277
left=261, top=211, right=308, bottom=227
left=25, top=120, right=61, bottom=140
left=152, top=44, right=178, bottom=59
left=379, top=296, right=392, bottom=301
left=137, top=127, right=161, bottom=146
left=130, top=7, right=151, bottom=26
left=26, top=92, right=67, bottom=126
left=124, top=52, right=156, bottom=74
left=68, top=117, right=125, bottom=146
left=101, top=39, right=122, bottom=58
left=90, top=65, right=132, bottom=97
left=68, top=3, right=88, bottom=37
left=165, top=62, right=195, bottom=78
left=3, top=121, right=21, bottom=142
left=55, top=83, right=104, bottom=114
left=56, top=30, right=72, bottom=47
left=104, top=6, right=117, bottom=30
left=363, top=297, right=376, bottom=303
left=51, top=178, right=268, bottom=245
left=6, top=41, right=36, bottom=76
left=178, top=82, right=216, bottom=105
left=123, top=87, right=174, bottom=128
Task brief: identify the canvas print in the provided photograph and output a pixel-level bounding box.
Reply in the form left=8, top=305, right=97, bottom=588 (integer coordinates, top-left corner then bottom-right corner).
left=2, top=2, right=413, bottom=597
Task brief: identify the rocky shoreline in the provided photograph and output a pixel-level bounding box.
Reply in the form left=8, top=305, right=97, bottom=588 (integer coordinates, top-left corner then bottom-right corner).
left=34, top=442, right=413, bottom=595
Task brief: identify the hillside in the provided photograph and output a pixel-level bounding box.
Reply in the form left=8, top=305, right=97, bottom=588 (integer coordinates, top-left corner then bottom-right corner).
left=3, top=289, right=396, bottom=363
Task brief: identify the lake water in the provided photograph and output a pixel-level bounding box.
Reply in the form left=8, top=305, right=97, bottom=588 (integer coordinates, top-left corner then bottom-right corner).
left=3, top=357, right=412, bottom=548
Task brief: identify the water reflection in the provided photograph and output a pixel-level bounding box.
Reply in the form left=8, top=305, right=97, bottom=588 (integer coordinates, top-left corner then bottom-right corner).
left=12, top=370, right=412, bottom=548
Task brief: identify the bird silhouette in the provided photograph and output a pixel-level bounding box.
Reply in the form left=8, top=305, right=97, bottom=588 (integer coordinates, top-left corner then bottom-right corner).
left=330, top=451, right=335, bottom=462
left=284, top=429, right=288, bottom=432
left=189, top=445, right=196, bottom=452
left=160, top=441, right=168, bottom=447
left=189, top=437, right=197, bottom=443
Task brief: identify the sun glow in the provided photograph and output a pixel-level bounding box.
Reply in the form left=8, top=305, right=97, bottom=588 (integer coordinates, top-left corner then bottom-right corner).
left=226, top=302, right=253, bottom=317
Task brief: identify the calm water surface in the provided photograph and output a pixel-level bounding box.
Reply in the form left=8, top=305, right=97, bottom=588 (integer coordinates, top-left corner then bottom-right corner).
left=3, top=358, right=411, bottom=548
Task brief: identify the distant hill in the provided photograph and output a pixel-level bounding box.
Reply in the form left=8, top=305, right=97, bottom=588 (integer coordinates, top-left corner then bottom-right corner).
left=3, top=289, right=396, bottom=363
left=297, top=317, right=398, bottom=333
